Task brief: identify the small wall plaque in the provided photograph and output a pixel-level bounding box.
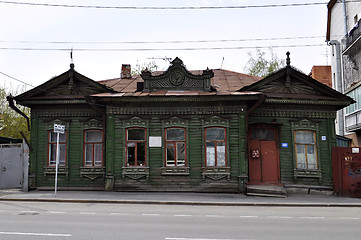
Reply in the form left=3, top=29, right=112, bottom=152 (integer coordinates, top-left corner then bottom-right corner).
left=281, top=143, right=288, bottom=148
left=321, top=136, right=327, bottom=141
left=149, top=136, right=162, bottom=147
left=352, top=148, right=359, bottom=154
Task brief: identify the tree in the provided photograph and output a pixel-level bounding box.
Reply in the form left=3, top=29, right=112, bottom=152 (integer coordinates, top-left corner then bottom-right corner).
left=0, top=86, right=30, bottom=140
left=131, top=60, right=159, bottom=75
left=244, top=48, right=285, bottom=77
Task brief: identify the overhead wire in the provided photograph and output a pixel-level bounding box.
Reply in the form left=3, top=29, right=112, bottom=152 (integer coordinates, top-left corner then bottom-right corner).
left=0, top=44, right=326, bottom=52
left=0, top=1, right=329, bottom=10
left=0, top=36, right=325, bottom=45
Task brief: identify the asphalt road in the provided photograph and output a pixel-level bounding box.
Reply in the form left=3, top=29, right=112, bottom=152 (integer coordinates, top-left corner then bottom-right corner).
left=0, top=201, right=360, bottom=240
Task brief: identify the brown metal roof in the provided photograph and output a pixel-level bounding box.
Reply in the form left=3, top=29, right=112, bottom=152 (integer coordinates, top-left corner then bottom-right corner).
left=97, top=69, right=261, bottom=95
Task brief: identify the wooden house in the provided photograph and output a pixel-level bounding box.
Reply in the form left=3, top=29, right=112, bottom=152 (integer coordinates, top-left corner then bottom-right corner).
left=12, top=53, right=354, bottom=194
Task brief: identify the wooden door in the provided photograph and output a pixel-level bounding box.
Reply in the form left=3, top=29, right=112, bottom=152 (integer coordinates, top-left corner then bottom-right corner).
left=248, top=126, right=280, bottom=185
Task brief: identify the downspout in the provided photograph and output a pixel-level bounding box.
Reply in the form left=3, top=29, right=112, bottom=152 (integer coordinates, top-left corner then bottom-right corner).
left=329, top=40, right=345, bottom=136
left=6, top=95, right=30, bottom=131
left=342, top=0, right=348, bottom=38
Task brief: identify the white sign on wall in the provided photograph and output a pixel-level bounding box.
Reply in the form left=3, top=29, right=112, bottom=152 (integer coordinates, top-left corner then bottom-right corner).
left=54, top=124, right=65, bottom=134
left=149, top=136, right=162, bottom=147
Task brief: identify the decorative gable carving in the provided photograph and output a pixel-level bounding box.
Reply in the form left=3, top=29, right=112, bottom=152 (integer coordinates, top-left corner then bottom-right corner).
left=15, top=64, right=115, bottom=103
left=256, top=76, right=319, bottom=95
left=141, top=57, right=214, bottom=92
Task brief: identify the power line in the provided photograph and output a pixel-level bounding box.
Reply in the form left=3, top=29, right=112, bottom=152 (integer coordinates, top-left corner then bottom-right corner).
left=0, top=36, right=325, bottom=45
left=0, top=71, right=34, bottom=89
left=0, top=1, right=329, bottom=10
left=0, top=44, right=326, bottom=52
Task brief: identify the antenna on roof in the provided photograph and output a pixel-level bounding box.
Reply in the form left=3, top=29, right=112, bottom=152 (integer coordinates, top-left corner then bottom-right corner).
left=147, top=56, right=172, bottom=62
left=70, top=48, right=74, bottom=64
left=220, top=57, right=224, bottom=68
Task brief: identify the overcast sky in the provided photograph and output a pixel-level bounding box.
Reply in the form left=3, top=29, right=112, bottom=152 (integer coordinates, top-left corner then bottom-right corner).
left=0, top=0, right=329, bottom=93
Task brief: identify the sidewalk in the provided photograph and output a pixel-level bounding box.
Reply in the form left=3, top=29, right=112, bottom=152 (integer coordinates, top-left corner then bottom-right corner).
left=1, top=189, right=361, bottom=207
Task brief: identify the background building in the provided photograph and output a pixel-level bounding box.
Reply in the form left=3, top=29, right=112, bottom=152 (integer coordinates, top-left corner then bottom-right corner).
left=327, top=0, right=361, bottom=145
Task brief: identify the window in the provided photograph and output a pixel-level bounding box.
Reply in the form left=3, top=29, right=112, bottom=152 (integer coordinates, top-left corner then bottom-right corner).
left=48, top=131, right=67, bottom=166
left=84, top=130, right=103, bottom=167
left=126, top=128, right=146, bottom=166
left=295, top=130, right=318, bottom=169
left=165, top=128, right=186, bottom=167
left=205, top=127, right=226, bottom=167
left=251, top=127, right=275, bottom=140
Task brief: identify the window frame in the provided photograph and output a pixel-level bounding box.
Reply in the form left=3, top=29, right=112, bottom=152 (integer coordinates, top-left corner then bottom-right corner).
left=165, top=127, right=187, bottom=167
left=47, top=130, right=67, bottom=167
left=83, top=129, right=104, bottom=167
left=204, top=127, right=227, bottom=167
left=125, top=127, right=147, bottom=167
left=294, top=130, right=318, bottom=170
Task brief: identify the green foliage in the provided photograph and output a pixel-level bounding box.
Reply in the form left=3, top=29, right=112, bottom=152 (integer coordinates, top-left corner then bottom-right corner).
left=131, top=60, right=159, bottom=75
left=244, top=48, right=285, bottom=77
left=0, top=86, right=30, bottom=140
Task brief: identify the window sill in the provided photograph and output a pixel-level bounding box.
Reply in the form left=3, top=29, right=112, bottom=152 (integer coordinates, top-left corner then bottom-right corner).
left=202, top=167, right=230, bottom=181
left=294, top=169, right=322, bottom=183
left=161, top=167, right=190, bottom=176
left=122, top=166, right=149, bottom=180
left=43, top=166, right=69, bottom=179
left=80, top=167, right=105, bottom=181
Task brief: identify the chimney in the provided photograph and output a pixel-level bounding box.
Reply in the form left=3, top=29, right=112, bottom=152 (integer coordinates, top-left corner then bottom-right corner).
left=121, top=64, right=131, bottom=79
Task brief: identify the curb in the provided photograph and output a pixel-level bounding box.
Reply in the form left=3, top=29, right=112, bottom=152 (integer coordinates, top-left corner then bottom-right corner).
left=1, top=198, right=361, bottom=207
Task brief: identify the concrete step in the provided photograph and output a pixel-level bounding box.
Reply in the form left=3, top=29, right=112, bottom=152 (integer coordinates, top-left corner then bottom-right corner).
left=246, top=184, right=287, bottom=197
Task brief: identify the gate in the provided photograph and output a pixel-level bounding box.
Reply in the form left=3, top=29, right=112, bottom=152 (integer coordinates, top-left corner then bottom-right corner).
left=0, top=143, right=28, bottom=190
left=332, top=147, right=361, bottom=197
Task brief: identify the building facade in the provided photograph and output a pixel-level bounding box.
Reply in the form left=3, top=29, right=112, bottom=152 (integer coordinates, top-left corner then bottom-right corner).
left=12, top=55, right=353, bottom=193
left=327, top=0, right=361, bottom=145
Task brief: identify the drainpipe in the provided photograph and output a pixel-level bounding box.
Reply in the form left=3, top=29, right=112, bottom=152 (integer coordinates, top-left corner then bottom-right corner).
left=329, top=40, right=345, bottom=136
left=6, top=95, right=30, bottom=131
left=342, top=0, right=348, bottom=38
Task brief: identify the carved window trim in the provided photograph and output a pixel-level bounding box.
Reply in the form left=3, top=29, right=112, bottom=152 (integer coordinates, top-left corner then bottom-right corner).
left=201, top=116, right=230, bottom=181
left=290, top=119, right=322, bottom=181
left=83, top=129, right=104, bottom=167
left=164, top=127, right=187, bottom=167
left=161, top=117, right=190, bottom=175
left=125, top=127, right=147, bottom=167
left=204, top=127, right=227, bottom=167
left=47, top=130, right=67, bottom=167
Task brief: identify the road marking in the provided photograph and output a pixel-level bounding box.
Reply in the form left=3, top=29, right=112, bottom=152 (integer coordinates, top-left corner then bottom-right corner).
left=174, top=214, right=192, bottom=217
left=239, top=215, right=258, bottom=218
left=49, top=211, right=66, bottom=214
left=80, top=212, right=96, bottom=215
left=0, top=231, right=71, bottom=237
left=142, top=213, right=160, bottom=216
left=267, top=216, right=292, bottom=219
left=165, top=238, right=253, bottom=240
left=301, top=216, right=325, bottom=219
left=340, top=217, right=361, bottom=220
left=110, top=212, right=128, bottom=216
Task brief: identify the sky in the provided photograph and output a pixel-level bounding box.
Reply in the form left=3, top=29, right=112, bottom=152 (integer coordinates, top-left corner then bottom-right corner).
left=0, top=0, right=330, bottom=94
